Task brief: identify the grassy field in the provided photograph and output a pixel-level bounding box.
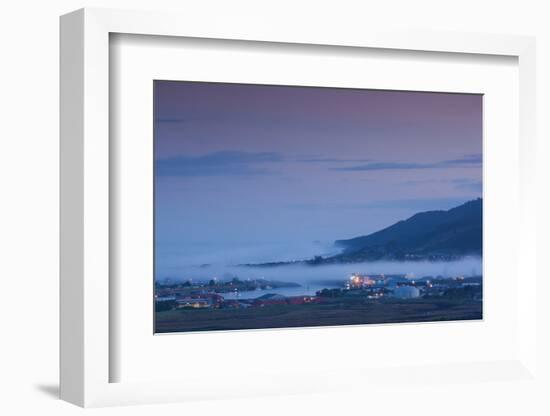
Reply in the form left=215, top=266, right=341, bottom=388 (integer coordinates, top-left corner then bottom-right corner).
left=155, top=297, right=482, bottom=333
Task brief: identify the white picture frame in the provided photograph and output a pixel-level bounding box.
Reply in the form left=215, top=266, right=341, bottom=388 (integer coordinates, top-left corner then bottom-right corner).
left=60, top=7, right=538, bottom=408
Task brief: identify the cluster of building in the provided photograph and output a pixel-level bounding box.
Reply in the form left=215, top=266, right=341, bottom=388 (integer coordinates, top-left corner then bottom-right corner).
left=155, top=291, right=323, bottom=310
left=155, top=273, right=482, bottom=311
left=346, top=273, right=387, bottom=289
left=342, top=273, right=482, bottom=300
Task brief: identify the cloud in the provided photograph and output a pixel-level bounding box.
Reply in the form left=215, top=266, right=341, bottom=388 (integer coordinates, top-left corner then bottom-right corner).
left=443, top=154, right=482, bottom=166
left=331, top=154, right=482, bottom=172
left=296, top=156, right=372, bottom=164
left=332, top=162, right=434, bottom=171
left=157, top=258, right=482, bottom=284
left=156, top=151, right=284, bottom=177
left=155, top=117, right=187, bottom=124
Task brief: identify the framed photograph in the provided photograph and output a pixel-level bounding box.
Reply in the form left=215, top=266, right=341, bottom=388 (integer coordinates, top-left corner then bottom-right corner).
left=60, top=8, right=538, bottom=408
left=152, top=80, right=484, bottom=334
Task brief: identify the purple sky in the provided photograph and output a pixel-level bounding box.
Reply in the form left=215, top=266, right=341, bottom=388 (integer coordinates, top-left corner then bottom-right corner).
left=154, top=81, right=482, bottom=269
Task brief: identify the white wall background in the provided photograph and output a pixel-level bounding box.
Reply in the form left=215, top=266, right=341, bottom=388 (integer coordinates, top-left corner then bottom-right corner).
left=0, top=1, right=548, bottom=415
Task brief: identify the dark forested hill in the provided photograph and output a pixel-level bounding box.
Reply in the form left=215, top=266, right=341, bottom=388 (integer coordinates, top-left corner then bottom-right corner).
left=329, top=198, right=482, bottom=262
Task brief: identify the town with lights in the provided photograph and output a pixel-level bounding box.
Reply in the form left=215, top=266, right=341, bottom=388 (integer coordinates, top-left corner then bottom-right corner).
left=155, top=271, right=482, bottom=333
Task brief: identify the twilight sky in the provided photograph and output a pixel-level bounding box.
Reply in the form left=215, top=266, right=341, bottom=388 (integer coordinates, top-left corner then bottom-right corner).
left=154, top=81, right=482, bottom=271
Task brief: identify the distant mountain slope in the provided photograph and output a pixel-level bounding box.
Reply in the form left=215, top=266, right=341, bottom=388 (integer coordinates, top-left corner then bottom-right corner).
left=331, top=198, right=482, bottom=262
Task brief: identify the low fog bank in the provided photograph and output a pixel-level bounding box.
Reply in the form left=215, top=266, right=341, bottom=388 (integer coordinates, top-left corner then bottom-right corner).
left=156, top=240, right=339, bottom=275
left=156, top=257, right=482, bottom=285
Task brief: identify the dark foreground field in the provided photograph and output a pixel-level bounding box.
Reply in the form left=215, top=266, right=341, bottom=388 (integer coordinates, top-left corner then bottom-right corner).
left=155, top=298, right=482, bottom=333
